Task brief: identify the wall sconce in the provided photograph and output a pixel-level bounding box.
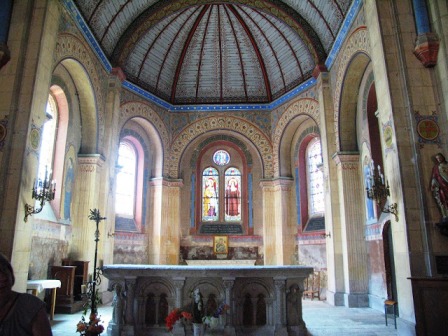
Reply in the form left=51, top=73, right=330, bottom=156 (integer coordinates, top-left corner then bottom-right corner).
left=366, top=162, right=398, bottom=222
left=321, top=232, right=331, bottom=239
left=24, top=166, right=56, bottom=222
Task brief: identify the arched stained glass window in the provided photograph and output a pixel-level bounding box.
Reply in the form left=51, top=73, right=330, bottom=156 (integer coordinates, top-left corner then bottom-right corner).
left=202, top=167, right=219, bottom=221
left=225, top=167, right=241, bottom=221
left=38, top=95, right=58, bottom=181
left=307, top=138, right=324, bottom=215
left=115, top=142, right=137, bottom=216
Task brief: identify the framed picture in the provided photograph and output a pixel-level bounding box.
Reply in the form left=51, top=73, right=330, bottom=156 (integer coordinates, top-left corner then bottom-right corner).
left=214, top=236, right=228, bottom=254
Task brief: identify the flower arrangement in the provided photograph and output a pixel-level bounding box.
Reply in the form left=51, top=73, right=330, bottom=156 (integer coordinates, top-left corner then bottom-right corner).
left=202, top=303, right=230, bottom=328
left=211, top=303, right=230, bottom=318
left=165, top=308, right=193, bottom=332
left=76, top=313, right=105, bottom=335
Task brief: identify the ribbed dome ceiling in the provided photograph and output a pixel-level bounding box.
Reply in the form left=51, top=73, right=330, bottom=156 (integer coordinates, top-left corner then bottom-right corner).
left=73, top=0, right=353, bottom=105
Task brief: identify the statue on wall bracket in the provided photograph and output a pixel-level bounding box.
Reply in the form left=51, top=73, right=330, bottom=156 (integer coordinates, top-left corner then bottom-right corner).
left=430, top=152, right=448, bottom=236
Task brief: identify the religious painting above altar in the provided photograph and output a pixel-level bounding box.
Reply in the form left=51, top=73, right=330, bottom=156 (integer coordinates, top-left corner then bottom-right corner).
left=214, top=236, right=228, bottom=254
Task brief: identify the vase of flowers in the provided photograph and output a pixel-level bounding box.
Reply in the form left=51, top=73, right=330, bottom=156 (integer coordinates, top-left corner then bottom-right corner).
left=76, top=313, right=104, bottom=336
left=165, top=308, right=193, bottom=333
left=202, top=303, right=230, bottom=330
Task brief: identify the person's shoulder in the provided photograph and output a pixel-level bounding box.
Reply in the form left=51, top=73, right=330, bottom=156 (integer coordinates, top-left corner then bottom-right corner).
left=16, top=292, right=46, bottom=307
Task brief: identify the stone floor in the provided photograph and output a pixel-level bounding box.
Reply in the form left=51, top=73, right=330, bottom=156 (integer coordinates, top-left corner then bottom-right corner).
left=50, top=299, right=411, bottom=336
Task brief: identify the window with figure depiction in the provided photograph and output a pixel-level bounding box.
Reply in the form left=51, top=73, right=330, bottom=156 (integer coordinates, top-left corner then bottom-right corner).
left=201, top=150, right=242, bottom=223
left=202, top=167, right=219, bottom=221
left=225, top=168, right=241, bottom=221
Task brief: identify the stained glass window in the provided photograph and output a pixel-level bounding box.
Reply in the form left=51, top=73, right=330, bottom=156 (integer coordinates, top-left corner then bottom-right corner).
left=213, top=150, right=230, bottom=166
left=115, top=142, right=136, bottom=216
left=38, top=95, right=58, bottom=182
left=307, top=139, right=324, bottom=215
left=202, top=167, right=219, bottom=221
left=225, top=168, right=241, bottom=221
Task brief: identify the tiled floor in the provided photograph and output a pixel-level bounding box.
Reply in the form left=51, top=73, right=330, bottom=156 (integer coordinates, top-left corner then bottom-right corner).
left=51, top=300, right=410, bottom=336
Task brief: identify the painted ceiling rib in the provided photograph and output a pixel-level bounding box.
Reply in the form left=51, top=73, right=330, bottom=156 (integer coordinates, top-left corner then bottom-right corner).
left=239, top=6, right=287, bottom=95
left=100, top=0, right=133, bottom=44
left=227, top=5, right=272, bottom=102
left=306, top=0, right=335, bottom=39
left=223, top=5, right=248, bottom=101
left=87, top=0, right=103, bottom=23
left=171, top=5, right=210, bottom=103
left=332, top=0, right=344, bottom=18
left=158, top=8, right=202, bottom=95
left=196, top=6, right=214, bottom=101
left=218, top=5, right=223, bottom=102
left=137, top=8, right=189, bottom=80
left=255, top=8, right=305, bottom=80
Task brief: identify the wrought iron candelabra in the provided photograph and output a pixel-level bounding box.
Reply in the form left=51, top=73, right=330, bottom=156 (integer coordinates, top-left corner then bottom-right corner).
left=24, top=166, right=56, bottom=222
left=86, top=208, right=106, bottom=314
left=366, top=162, right=398, bottom=222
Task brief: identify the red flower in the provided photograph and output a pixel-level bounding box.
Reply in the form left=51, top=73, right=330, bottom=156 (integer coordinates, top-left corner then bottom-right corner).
left=165, top=308, right=193, bottom=332
left=76, top=313, right=104, bottom=335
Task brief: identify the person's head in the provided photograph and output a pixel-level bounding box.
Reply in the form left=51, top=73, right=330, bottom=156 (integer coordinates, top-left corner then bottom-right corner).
left=0, top=253, right=15, bottom=292
left=435, top=153, right=446, bottom=163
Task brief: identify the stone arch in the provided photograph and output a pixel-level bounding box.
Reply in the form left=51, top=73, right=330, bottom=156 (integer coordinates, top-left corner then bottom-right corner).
left=54, top=33, right=105, bottom=154
left=332, top=27, right=371, bottom=151
left=120, top=102, right=168, bottom=178
left=273, top=98, right=320, bottom=177
left=170, top=116, right=273, bottom=178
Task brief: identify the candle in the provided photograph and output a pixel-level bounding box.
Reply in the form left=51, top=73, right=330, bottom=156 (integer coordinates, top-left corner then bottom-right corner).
left=81, top=284, right=87, bottom=294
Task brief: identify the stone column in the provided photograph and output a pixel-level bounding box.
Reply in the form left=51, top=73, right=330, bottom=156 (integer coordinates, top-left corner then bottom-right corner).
left=223, top=278, right=235, bottom=331
left=70, top=155, right=105, bottom=267
left=172, top=279, right=188, bottom=336
left=149, top=178, right=183, bottom=264
left=260, top=178, right=294, bottom=265
left=274, top=278, right=287, bottom=333
left=101, top=67, right=125, bottom=299
left=123, top=279, right=136, bottom=335
left=173, top=278, right=185, bottom=308
left=313, top=66, right=345, bottom=306
left=0, top=0, right=60, bottom=292
left=333, top=153, right=369, bottom=307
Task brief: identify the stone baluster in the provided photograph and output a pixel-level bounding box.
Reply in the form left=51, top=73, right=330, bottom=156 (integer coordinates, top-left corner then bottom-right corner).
left=223, top=278, right=235, bottom=335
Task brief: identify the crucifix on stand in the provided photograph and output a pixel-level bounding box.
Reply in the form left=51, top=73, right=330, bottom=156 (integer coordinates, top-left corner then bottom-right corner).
left=87, top=208, right=106, bottom=314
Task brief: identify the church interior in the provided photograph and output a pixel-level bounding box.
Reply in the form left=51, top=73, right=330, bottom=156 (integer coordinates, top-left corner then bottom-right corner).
left=0, top=0, right=448, bottom=335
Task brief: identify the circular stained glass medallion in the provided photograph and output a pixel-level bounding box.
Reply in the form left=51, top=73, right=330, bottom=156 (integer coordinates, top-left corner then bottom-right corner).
left=213, top=150, right=230, bottom=166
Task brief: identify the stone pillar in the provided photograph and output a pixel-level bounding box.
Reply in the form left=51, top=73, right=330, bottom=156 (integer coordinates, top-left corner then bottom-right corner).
left=223, top=278, right=235, bottom=332
left=101, top=67, right=125, bottom=296
left=412, top=0, right=439, bottom=67
left=274, top=278, right=287, bottom=331
left=260, top=178, right=294, bottom=265
left=149, top=178, right=183, bottom=264
left=333, top=153, right=369, bottom=307
left=70, top=155, right=105, bottom=267
left=313, top=66, right=345, bottom=306
left=123, top=279, right=136, bottom=335
left=0, top=0, right=60, bottom=292
left=173, top=278, right=185, bottom=308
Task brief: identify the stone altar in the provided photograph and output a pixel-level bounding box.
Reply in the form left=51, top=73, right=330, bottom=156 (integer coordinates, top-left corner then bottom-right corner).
left=102, top=265, right=313, bottom=336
